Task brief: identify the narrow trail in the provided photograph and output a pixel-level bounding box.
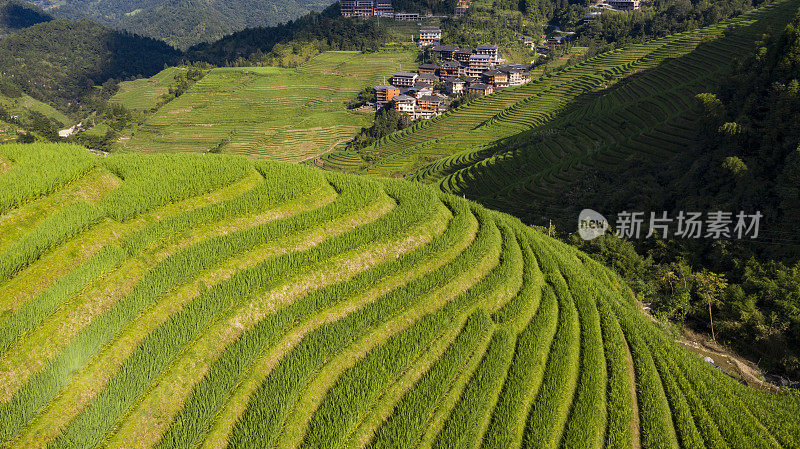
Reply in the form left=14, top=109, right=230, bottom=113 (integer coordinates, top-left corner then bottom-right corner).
left=301, top=138, right=349, bottom=164
left=623, top=330, right=642, bottom=449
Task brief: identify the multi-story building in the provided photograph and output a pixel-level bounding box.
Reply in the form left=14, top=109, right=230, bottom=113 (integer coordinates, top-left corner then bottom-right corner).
left=482, top=70, right=508, bottom=87
left=375, top=85, right=400, bottom=107
left=419, top=27, right=442, bottom=46
left=500, top=67, right=531, bottom=86
left=468, top=83, right=494, bottom=96
left=607, top=0, right=640, bottom=10
left=466, top=54, right=494, bottom=77
left=521, top=36, right=535, bottom=49
left=341, top=0, right=396, bottom=17
left=341, top=0, right=375, bottom=17
left=476, top=44, right=499, bottom=62
left=418, top=63, right=439, bottom=75
left=439, top=61, right=461, bottom=78
left=431, top=45, right=459, bottom=60
left=393, top=95, right=417, bottom=115
left=392, top=71, right=419, bottom=87
left=416, top=73, right=439, bottom=85
left=444, top=77, right=465, bottom=95
left=394, top=12, right=420, bottom=20
left=416, top=94, right=445, bottom=112
left=374, top=0, right=394, bottom=16
left=415, top=94, right=446, bottom=119
left=407, top=82, right=434, bottom=98
left=454, top=49, right=474, bottom=63
left=340, top=0, right=356, bottom=16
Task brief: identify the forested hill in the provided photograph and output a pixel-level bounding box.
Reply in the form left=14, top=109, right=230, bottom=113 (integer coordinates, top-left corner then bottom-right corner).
left=23, top=0, right=336, bottom=49
left=0, top=18, right=180, bottom=111
left=185, top=5, right=392, bottom=65
left=0, top=0, right=50, bottom=35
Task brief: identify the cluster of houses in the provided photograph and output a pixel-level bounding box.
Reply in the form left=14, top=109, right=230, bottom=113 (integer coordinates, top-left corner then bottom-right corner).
left=603, top=0, right=640, bottom=10
left=341, top=0, right=473, bottom=19
left=340, top=0, right=394, bottom=17
left=373, top=36, right=532, bottom=120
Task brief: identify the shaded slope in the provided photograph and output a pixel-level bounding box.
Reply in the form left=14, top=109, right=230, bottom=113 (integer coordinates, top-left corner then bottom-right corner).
left=0, top=0, right=50, bottom=35
left=324, top=0, right=798, bottom=194
left=28, top=0, right=336, bottom=49
left=0, top=143, right=797, bottom=448
left=0, top=18, right=180, bottom=109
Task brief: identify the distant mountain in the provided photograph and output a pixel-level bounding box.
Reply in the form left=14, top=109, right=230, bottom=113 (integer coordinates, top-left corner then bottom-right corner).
left=0, top=18, right=180, bottom=109
left=24, top=0, right=337, bottom=49
left=0, top=0, right=50, bottom=35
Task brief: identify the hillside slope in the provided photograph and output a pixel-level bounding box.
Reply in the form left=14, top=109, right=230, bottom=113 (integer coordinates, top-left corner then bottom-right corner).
left=0, top=0, right=50, bottom=35
left=324, top=0, right=797, bottom=184
left=0, top=143, right=798, bottom=448
left=25, top=0, right=336, bottom=49
left=120, top=51, right=418, bottom=161
left=0, top=18, right=180, bottom=110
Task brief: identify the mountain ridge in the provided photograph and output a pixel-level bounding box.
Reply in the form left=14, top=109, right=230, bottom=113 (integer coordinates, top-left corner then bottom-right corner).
left=24, top=0, right=337, bottom=49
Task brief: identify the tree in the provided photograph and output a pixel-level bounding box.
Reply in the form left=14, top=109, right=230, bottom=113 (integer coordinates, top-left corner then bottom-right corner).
left=694, top=271, right=729, bottom=342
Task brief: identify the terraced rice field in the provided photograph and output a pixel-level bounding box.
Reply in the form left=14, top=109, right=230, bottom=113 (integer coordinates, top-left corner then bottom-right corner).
left=110, top=67, right=193, bottom=112
left=0, top=92, right=71, bottom=128
left=331, top=0, right=799, bottom=198
left=122, top=51, right=417, bottom=162
left=0, top=142, right=798, bottom=448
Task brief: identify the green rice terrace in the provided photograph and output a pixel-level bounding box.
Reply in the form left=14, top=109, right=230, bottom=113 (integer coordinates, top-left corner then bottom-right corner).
left=319, top=0, right=800, bottom=211
left=119, top=50, right=418, bottom=162
left=0, top=142, right=798, bottom=448
left=110, top=67, right=196, bottom=112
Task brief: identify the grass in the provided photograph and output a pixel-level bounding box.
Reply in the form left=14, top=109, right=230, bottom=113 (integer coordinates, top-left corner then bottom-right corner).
left=0, top=142, right=798, bottom=449
left=110, top=67, right=191, bottom=112
left=119, top=50, right=418, bottom=162
left=0, top=93, right=71, bottom=127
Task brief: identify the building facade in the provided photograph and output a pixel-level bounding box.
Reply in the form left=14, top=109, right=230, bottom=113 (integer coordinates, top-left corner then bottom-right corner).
left=501, top=68, right=531, bottom=86
left=393, top=95, right=416, bottom=115
left=392, top=71, right=419, bottom=87
left=444, top=78, right=465, bottom=95
left=476, top=44, right=499, bottom=62
left=607, top=0, right=640, bottom=10
left=341, top=0, right=395, bottom=17
left=419, top=27, right=442, bottom=46
left=374, top=0, right=394, bottom=16
left=469, top=83, right=494, bottom=95
left=439, top=61, right=461, bottom=78
left=375, top=85, right=400, bottom=107
left=341, top=0, right=374, bottom=17
left=467, top=54, right=494, bottom=77
left=394, top=12, right=420, bottom=20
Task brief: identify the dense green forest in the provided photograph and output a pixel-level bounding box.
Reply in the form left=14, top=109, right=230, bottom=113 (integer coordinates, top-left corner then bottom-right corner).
left=560, top=15, right=800, bottom=379
left=186, top=5, right=393, bottom=65
left=0, top=0, right=49, bottom=34
left=0, top=18, right=179, bottom=112
left=24, top=0, right=335, bottom=49
left=574, top=0, right=762, bottom=47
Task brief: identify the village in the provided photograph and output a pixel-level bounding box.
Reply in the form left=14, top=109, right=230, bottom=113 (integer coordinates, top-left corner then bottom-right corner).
left=372, top=27, right=534, bottom=121
left=343, top=0, right=642, bottom=121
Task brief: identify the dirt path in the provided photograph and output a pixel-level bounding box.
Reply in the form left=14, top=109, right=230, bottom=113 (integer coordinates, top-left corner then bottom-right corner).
left=676, top=338, right=779, bottom=392
left=300, top=139, right=349, bottom=164
left=622, top=332, right=642, bottom=449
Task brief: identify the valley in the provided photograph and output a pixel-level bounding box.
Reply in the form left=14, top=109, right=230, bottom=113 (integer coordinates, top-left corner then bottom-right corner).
left=116, top=50, right=418, bottom=161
